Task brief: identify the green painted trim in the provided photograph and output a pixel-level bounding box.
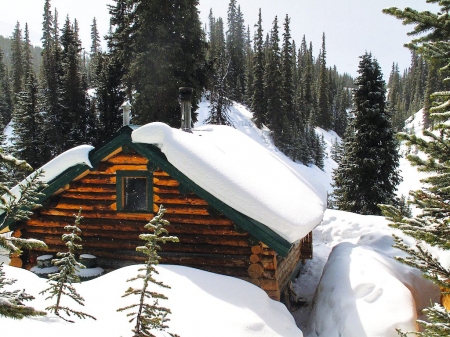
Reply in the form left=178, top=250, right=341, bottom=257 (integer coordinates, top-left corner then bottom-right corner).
left=116, top=170, right=153, bottom=212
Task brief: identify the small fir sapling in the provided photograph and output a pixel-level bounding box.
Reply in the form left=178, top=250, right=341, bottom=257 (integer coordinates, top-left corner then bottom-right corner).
left=117, top=205, right=180, bottom=337
left=39, top=208, right=95, bottom=322
left=0, top=150, right=48, bottom=319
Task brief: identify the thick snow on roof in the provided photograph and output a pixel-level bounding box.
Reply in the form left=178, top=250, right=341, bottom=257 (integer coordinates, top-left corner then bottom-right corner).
left=0, top=264, right=302, bottom=337
left=7, top=145, right=94, bottom=201
left=132, top=122, right=326, bottom=243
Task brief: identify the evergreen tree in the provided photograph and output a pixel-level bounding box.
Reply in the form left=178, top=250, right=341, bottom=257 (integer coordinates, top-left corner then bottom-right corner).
left=380, top=3, right=450, bottom=334
left=40, top=2, right=63, bottom=159
left=205, top=18, right=233, bottom=127
left=264, top=16, right=283, bottom=147
left=11, top=70, right=44, bottom=169
left=88, top=17, right=101, bottom=86
left=332, top=52, right=401, bottom=215
left=0, top=151, right=47, bottom=319
left=11, top=22, right=24, bottom=103
left=129, top=0, right=207, bottom=126
left=251, top=9, right=266, bottom=127
left=0, top=47, right=12, bottom=125
left=117, top=205, right=179, bottom=337
left=316, top=33, right=331, bottom=129
left=40, top=209, right=95, bottom=322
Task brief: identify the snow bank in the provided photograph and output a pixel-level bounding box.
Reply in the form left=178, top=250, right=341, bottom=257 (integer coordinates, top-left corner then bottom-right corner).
left=132, top=122, right=326, bottom=243
left=295, top=210, right=439, bottom=336
left=307, top=243, right=420, bottom=337
left=0, top=264, right=302, bottom=337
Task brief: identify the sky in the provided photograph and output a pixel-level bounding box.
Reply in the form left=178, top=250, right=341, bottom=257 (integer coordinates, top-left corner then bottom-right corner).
left=0, top=0, right=440, bottom=79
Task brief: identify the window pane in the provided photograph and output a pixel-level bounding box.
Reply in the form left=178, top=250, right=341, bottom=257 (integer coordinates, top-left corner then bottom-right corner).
left=124, top=177, right=147, bottom=211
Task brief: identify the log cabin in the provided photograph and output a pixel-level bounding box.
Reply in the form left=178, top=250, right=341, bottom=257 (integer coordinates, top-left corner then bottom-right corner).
left=0, top=95, right=326, bottom=302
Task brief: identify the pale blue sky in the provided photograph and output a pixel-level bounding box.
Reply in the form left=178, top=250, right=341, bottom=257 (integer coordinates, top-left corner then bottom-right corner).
left=0, top=0, right=439, bottom=78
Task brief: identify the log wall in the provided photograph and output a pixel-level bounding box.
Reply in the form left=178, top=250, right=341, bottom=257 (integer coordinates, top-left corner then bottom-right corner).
left=15, top=148, right=311, bottom=301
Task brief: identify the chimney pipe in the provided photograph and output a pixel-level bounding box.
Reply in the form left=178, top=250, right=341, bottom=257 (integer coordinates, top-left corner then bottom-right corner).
left=179, top=87, right=193, bottom=132
left=121, top=101, right=131, bottom=126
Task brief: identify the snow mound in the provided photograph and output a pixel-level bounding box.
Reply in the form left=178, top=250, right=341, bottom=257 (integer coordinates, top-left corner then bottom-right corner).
left=295, top=210, right=439, bottom=336
left=132, top=122, right=326, bottom=243
left=306, top=243, right=421, bottom=337
left=0, top=264, right=302, bottom=337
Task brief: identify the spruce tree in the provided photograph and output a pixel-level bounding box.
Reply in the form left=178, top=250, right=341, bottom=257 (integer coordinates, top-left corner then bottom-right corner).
left=11, top=70, right=44, bottom=169
left=0, top=151, right=48, bottom=319
left=11, top=21, right=24, bottom=104
left=40, top=209, right=95, bottom=322
left=129, top=0, right=207, bottom=126
left=316, top=33, right=331, bottom=129
left=0, top=47, right=12, bottom=126
left=205, top=18, right=233, bottom=127
left=332, top=52, right=401, bottom=215
left=379, top=3, right=450, bottom=334
left=251, top=9, right=266, bottom=127
left=117, top=205, right=179, bottom=337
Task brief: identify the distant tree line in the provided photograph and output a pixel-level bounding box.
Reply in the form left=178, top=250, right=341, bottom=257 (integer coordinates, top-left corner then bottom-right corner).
left=0, top=0, right=358, bottom=171
left=205, top=1, right=354, bottom=168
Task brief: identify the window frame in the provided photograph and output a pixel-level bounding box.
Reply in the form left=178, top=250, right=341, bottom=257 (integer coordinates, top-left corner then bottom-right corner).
left=116, top=170, right=153, bottom=212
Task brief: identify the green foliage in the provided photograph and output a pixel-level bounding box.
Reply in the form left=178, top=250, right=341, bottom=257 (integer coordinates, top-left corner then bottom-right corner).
left=0, top=151, right=47, bottom=319
left=0, top=263, right=46, bottom=319
left=40, top=209, right=96, bottom=322
left=118, top=205, right=179, bottom=337
left=332, top=52, right=401, bottom=215
left=382, top=2, right=450, bottom=335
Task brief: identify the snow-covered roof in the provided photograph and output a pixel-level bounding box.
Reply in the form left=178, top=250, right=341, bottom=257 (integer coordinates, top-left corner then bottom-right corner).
left=132, top=122, right=326, bottom=243
left=7, top=145, right=94, bottom=202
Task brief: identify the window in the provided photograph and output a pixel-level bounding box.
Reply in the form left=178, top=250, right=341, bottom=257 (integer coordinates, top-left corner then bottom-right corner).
left=117, top=171, right=152, bottom=212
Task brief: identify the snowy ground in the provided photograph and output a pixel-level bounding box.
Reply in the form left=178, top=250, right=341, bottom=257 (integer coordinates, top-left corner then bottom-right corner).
left=1, top=100, right=440, bottom=336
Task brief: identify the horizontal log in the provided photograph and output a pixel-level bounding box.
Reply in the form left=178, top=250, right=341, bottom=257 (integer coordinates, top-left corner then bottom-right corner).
left=107, top=154, right=148, bottom=165
left=153, top=204, right=209, bottom=216
left=66, top=185, right=116, bottom=193
left=248, top=263, right=264, bottom=279
left=260, top=256, right=277, bottom=270
left=55, top=201, right=117, bottom=212
left=62, top=192, right=116, bottom=201
left=163, top=215, right=234, bottom=226
left=251, top=246, right=262, bottom=255
left=104, top=164, right=148, bottom=173
left=153, top=178, right=179, bottom=187
left=153, top=186, right=181, bottom=194
left=250, top=254, right=260, bottom=263
left=79, top=175, right=116, bottom=185
left=153, top=171, right=170, bottom=177
left=260, top=279, right=279, bottom=291
left=154, top=194, right=208, bottom=206
left=40, top=209, right=153, bottom=221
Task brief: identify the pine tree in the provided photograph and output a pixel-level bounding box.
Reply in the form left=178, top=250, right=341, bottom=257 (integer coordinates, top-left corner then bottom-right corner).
left=332, top=52, right=401, bottom=215
left=11, top=22, right=24, bottom=104
left=40, top=209, right=95, bottom=322
left=205, top=18, right=233, bottom=127
left=251, top=9, right=266, bottom=127
left=0, top=151, right=48, bottom=319
left=11, top=70, right=44, bottom=169
left=129, top=0, right=207, bottom=126
left=0, top=47, right=12, bottom=126
left=379, top=3, right=450, bottom=334
left=88, top=17, right=101, bottom=86
left=117, top=205, right=179, bottom=337
left=264, top=16, right=284, bottom=147
left=316, top=33, right=331, bottom=129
